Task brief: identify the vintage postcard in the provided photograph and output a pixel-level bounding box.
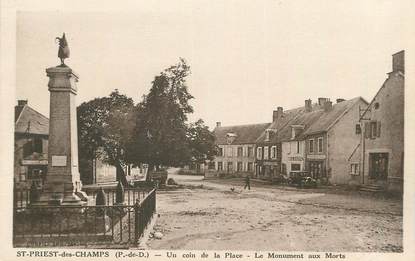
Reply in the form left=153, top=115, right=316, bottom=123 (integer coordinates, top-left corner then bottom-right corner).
left=0, top=0, right=414, bottom=260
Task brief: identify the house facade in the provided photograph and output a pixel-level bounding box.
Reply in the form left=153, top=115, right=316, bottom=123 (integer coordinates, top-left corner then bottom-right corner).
left=14, top=100, right=49, bottom=189
left=303, top=97, right=369, bottom=184
left=210, top=122, right=271, bottom=178
left=280, top=101, right=324, bottom=176
left=255, top=107, right=302, bottom=180
left=350, top=51, right=404, bottom=193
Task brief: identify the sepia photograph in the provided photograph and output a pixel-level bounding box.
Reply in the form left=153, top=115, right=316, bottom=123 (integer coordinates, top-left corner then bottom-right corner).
left=1, top=0, right=415, bottom=260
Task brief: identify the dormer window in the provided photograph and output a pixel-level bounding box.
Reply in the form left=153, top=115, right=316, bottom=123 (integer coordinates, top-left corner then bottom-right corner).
left=226, top=132, right=237, bottom=144
left=264, top=129, right=275, bottom=142
left=291, top=125, right=305, bottom=140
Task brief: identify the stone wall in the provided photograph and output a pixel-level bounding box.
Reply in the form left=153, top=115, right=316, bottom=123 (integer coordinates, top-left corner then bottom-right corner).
left=362, top=73, right=404, bottom=192
left=328, top=99, right=367, bottom=184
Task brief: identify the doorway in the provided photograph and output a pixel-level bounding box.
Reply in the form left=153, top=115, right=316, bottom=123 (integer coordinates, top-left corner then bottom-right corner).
left=369, top=153, right=388, bottom=180
left=308, top=161, right=324, bottom=179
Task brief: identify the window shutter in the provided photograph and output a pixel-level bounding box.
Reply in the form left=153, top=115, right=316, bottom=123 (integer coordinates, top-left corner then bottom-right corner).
left=372, top=121, right=377, bottom=138
left=355, top=124, right=361, bottom=134
left=377, top=121, right=381, bottom=137
left=364, top=122, right=370, bottom=139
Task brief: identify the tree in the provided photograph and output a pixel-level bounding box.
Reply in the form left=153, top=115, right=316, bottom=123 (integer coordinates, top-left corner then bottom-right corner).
left=77, top=90, right=135, bottom=185
left=128, top=58, right=216, bottom=178
left=128, top=60, right=192, bottom=170
left=187, top=119, right=217, bottom=165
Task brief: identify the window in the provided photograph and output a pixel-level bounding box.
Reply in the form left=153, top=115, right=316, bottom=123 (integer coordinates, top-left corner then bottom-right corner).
left=257, top=147, right=263, bottom=160
left=374, top=102, right=380, bottom=110
left=208, top=162, right=215, bottom=170
left=237, top=147, right=243, bottom=157
left=247, top=147, right=253, bottom=157
left=247, top=162, right=253, bottom=172
left=237, top=162, right=243, bottom=172
left=23, top=137, right=44, bottom=158
left=355, top=124, right=361, bottom=134
left=291, top=127, right=296, bottom=139
left=264, top=146, right=269, bottom=160
left=271, top=146, right=277, bottom=159
left=227, top=147, right=233, bottom=157
left=33, top=138, right=43, bottom=153
left=296, top=141, right=300, bottom=154
left=217, top=147, right=223, bottom=156
left=227, top=162, right=233, bottom=172
left=217, top=162, right=223, bottom=171
left=291, top=164, right=301, bottom=171
left=265, top=130, right=270, bottom=142
left=309, top=139, right=314, bottom=153
left=350, top=163, right=360, bottom=175
left=318, top=138, right=323, bottom=153
left=23, top=141, right=33, bottom=158
left=365, top=121, right=381, bottom=139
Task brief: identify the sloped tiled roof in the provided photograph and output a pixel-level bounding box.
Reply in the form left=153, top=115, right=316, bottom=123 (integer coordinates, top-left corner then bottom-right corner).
left=278, top=109, right=325, bottom=142
left=15, top=104, right=49, bottom=135
left=256, top=107, right=303, bottom=143
left=214, top=123, right=271, bottom=145
left=303, top=97, right=365, bottom=136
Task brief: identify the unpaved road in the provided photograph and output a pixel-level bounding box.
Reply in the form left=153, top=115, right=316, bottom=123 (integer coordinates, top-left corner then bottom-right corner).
left=148, top=170, right=402, bottom=252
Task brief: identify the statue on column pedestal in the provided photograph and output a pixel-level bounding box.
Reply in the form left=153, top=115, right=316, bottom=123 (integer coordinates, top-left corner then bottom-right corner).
left=55, top=33, right=70, bottom=66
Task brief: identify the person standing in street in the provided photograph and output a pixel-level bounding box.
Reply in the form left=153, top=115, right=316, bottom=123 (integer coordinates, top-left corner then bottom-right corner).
left=244, top=175, right=251, bottom=190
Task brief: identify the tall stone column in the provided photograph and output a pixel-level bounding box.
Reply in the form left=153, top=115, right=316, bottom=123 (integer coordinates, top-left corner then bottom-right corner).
left=35, top=65, right=87, bottom=206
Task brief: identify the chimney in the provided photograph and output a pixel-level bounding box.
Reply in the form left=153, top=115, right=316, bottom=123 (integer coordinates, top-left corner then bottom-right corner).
left=336, top=98, right=345, bottom=103
left=216, top=122, right=221, bottom=128
left=273, top=107, right=283, bottom=122
left=324, top=100, right=333, bottom=112
left=17, top=100, right=28, bottom=106
left=305, top=99, right=312, bottom=112
left=392, top=50, right=404, bottom=73
left=318, top=97, right=328, bottom=106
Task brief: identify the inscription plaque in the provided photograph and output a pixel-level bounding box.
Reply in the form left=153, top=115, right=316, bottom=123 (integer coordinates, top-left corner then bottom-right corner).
left=52, top=155, right=67, bottom=166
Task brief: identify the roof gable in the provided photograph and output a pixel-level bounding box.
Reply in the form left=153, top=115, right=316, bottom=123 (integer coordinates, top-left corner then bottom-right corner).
left=15, top=105, right=49, bottom=135
left=360, top=72, right=403, bottom=121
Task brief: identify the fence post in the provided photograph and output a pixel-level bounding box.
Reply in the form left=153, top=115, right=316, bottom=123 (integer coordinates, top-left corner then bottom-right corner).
left=134, top=198, right=140, bottom=245
left=13, top=180, right=17, bottom=209
left=153, top=188, right=156, bottom=215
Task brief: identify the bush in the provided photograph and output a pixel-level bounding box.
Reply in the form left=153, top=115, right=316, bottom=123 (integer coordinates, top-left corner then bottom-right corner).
left=167, top=178, right=178, bottom=185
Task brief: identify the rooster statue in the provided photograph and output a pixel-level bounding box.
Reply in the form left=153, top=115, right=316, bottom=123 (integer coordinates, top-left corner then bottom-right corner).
left=55, top=33, right=70, bottom=66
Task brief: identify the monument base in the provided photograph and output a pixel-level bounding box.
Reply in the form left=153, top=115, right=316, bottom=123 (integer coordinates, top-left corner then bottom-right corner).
left=32, top=191, right=88, bottom=206
left=32, top=180, right=89, bottom=206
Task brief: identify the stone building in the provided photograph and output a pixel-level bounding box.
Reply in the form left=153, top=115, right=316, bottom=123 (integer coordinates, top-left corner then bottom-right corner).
left=303, top=97, right=368, bottom=184
left=14, top=100, right=145, bottom=188
left=210, top=122, right=271, bottom=178
left=349, top=51, right=404, bottom=193
left=14, top=100, right=49, bottom=188
left=255, top=107, right=303, bottom=180
left=279, top=101, right=324, bottom=177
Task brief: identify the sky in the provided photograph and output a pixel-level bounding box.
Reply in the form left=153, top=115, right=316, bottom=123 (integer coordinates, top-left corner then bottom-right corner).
left=15, top=0, right=410, bottom=129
